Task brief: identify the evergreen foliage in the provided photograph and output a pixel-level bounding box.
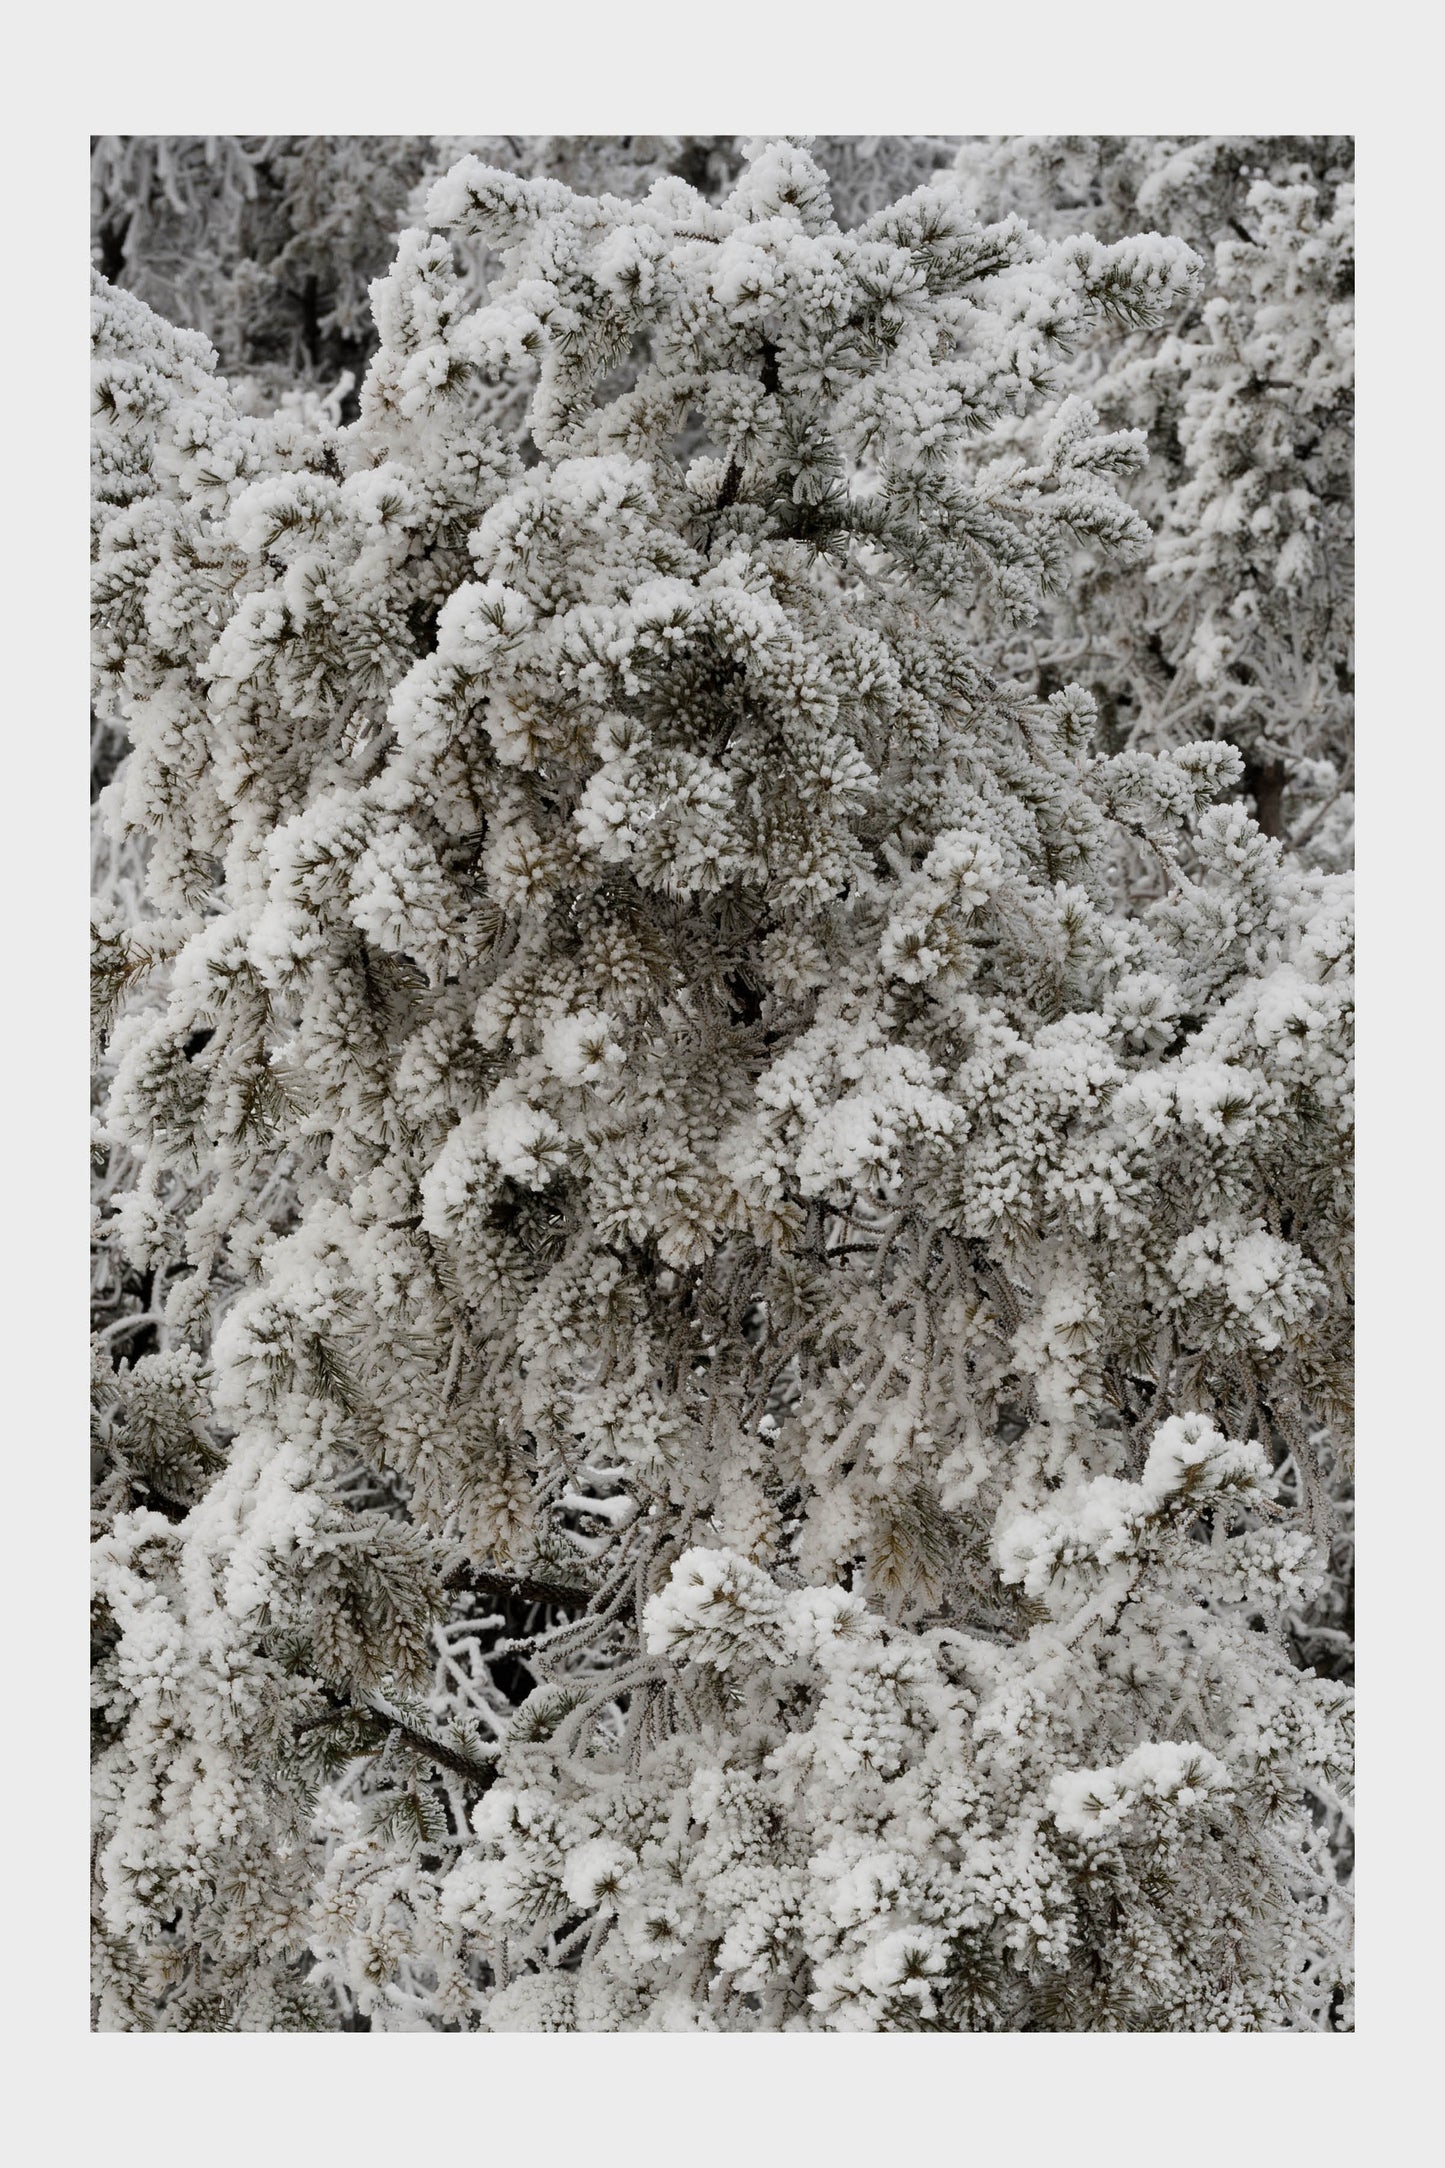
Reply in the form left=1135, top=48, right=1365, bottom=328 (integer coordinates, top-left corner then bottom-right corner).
left=951, top=137, right=1354, bottom=860
left=91, top=136, right=1353, bottom=2032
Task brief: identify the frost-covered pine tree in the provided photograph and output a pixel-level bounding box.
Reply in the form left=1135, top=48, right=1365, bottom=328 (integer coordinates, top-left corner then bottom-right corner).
left=953, top=137, right=1354, bottom=860
left=91, top=137, right=1353, bottom=2032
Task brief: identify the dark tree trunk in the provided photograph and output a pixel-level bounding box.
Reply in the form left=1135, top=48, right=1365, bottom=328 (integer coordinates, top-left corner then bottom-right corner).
left=1243, top=757, right=1287, bottom=840
left=98, top=216, right=131, bottom=284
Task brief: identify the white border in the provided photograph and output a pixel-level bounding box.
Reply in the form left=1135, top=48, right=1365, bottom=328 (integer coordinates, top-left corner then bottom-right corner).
left=1, top=1, right=1432, bottom=2150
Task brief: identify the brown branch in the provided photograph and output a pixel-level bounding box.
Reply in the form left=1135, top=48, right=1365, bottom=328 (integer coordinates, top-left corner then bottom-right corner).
left=378, top=1714, right=499, bottom=1787
left=445, top=1563, right=602, bottom=1612
left=702, top=452, right=743, bottom=553
left=293, top=1694, right=499, bottom=1787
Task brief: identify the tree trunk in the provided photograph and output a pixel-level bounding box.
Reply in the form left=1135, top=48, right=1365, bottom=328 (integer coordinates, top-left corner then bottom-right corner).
left=1243, top=757, right=1287, bottom=839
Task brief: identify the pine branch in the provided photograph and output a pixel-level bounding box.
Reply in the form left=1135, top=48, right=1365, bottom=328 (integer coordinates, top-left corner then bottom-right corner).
left=294, top=1692, right=499, bottom=1787
left=444, top=1562, right=613, bottom=1614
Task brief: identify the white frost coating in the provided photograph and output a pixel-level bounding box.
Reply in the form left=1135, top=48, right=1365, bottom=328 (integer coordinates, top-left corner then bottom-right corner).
left=479, top=1081, right=566, bottom=1188
left=539, top=1008, right=623, bottom=1084
left=90, top=135, right=1352, bottom=2035
left=642, top=1546, right=792, bottom=1671
left=1049, top=1743, right=1232, bottom=1838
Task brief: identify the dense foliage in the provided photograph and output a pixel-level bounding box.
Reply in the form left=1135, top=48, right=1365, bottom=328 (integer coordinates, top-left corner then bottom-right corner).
left=91, top=136, right=1354, bottom=2032
left=951, top=136, right=1354, bottom=860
